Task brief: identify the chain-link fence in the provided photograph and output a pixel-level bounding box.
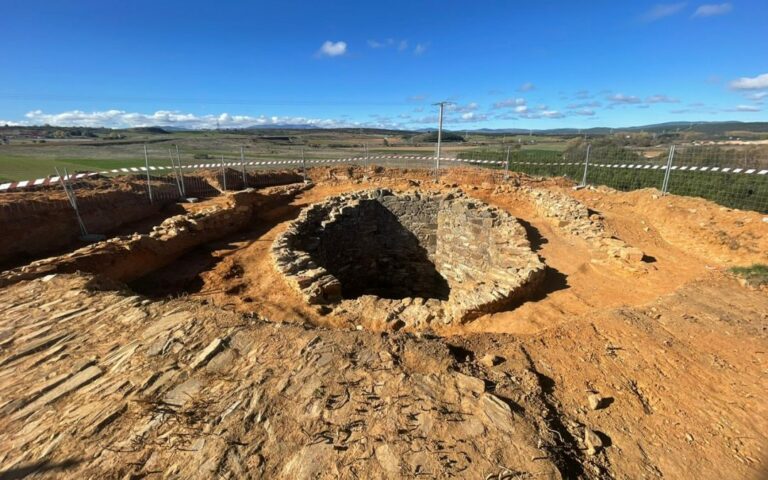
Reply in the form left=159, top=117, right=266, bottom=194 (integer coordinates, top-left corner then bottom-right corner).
left=455, top=144, right=768, bottom=213
left=1, top=142, right=766, bottom=239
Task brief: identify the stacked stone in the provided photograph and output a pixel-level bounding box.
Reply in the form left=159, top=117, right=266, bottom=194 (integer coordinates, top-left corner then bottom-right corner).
left=525, top=188, right=645, bottom=263
left=0, top=189, right=275, bottom=288
left=272, top=189, right=547, bottom=327
left=436, top=195, right=547, bottom=322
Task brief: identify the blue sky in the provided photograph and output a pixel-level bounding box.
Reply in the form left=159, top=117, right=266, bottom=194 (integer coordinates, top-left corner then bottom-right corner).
left=1, top=0, right=766, bottom=130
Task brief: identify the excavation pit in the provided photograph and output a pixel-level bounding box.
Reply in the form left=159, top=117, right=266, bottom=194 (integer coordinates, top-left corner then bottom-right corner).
left=272, top=189, right=547, bottom=328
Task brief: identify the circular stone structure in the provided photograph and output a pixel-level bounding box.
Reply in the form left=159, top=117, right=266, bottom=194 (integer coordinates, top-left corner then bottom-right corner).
left=272, top=189, right=546, bottom=328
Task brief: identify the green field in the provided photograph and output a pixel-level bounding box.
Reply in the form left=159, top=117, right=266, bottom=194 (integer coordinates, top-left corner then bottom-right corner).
left=0, top=129, right=573, bottom=182
left=2, top=128, right=764, bottom=214
left=0, top=156, right=176, bottom=183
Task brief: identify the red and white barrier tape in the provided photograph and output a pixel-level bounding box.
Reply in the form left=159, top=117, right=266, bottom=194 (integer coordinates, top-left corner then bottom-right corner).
left=1, top=155, right=765, bottom=192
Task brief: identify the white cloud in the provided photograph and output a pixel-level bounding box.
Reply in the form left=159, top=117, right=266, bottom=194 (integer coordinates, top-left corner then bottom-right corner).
left=367, top=39, right=427, bottom=55
left=515, top=105, right=528, bottom=113
left=574, top=89, right=592, bottom=99
left=449, top=102, right=479, bottom=113
left=540, top=110, right=564, bottom=119
left=567, top=101, right=601, bottom=109
left=518, top=82, right=536, bottom=92
left=693, top=3, right=732, bottom=17
left=730, top=73, right=768, bottom=90
left=460, top=112, right=483, bottom=121
left=367, top=39, right=394, bottom=48
left=646, top=94, right=680, bottom=103
left=411, top=115, right=439, bottom=124
left=727, top=105, right=761, bottom=112
left=573, top=109, right=596, bottom=116
left=516, top=108, right=564, bottom=120
left=492, top=98, right=526, bottom=109
left=641, top=3, right=687, bottom=22
left=368, top=38, right=409, bottom=51
left=318, top=40, right=347, bottom=57
left=608, top=93, right=643, bottom=104
left=670, top=102, right=720, bottom=114
left=19, top=109, right=356, bottom=129
left=747, top=92, right=767, bottom=104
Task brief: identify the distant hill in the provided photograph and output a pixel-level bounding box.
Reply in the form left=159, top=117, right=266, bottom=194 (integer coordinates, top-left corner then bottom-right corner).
left=466, top=122, right=768, bottom=136
left=129, top=127, right=170, bottom=134
left=4, top=121, right=767, bottom=138
left=242, top=124, right=320, bottom=130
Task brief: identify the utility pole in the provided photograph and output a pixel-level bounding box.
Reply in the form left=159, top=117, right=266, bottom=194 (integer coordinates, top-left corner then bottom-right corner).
left=220, top=155, right=227, bottom=191
left=661, top=145, right=676, bottom=195
left=55, top=167, right=88, bottom=236
left=169, top=148, right=183, bottom=197
left=504, top=146, right=511, bottom=180
left=175, top=144, right=186, bottom=197
left=240, top=146, right=247, bottom=188
left=144, top=144, right=153, bottom=204
left=579, top=143, right=591, bottom=187
left=433, top=101, right=453, bottom=181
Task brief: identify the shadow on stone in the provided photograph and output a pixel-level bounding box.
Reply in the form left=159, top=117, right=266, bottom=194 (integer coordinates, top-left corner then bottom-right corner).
left=516, top=218, right=548, bottom=252
left=0, top=458, right=81, bottom=480
left=312, top=200, right=450, bottom=301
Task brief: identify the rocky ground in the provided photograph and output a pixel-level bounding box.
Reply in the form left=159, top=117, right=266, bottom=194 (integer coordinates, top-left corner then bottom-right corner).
left=0, top=165, right=766, bottom=479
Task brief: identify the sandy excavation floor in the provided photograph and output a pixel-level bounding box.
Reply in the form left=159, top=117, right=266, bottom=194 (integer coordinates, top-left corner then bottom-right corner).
left=0, top=166, right=767, bottom=479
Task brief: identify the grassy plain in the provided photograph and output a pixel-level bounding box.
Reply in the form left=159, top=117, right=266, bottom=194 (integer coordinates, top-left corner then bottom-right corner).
left=0, top=129, right=572, bottom=181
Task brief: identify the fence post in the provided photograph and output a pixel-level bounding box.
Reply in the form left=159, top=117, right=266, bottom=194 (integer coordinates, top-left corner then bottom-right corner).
left=661, top=144, right=676, bottom=195
left=220, top=155, right=227, bottom=191
left=175, top=144, right=186, bottom=197
left=504, top=146, right=511, bottom=180
left=240, top=146, right=248, bottom=188
left=169, top=148, right=183, bottom=198
left=301, top=148, right=307, bottom=182
left=579, top=143, right=591, bottom=187
left=364, top=143, right=369, bottom=167
left=55, top=167, right=88, bottom=236
left=143, top=144, right=154, bottom=204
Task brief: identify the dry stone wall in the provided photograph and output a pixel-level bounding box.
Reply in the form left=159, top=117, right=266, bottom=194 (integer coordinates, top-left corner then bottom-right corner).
left=0, top=184, right=309, bottom=288
left=272, top=189, right=546, bottom=328
left=436, top=194, right=547, bottom=321
left=521, top=187, right=646, bottom=265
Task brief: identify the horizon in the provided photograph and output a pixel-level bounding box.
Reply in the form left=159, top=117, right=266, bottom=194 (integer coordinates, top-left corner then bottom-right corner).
left=4, top=119, right=768, bottom=134
left=1, top=0, right=767, bottom=130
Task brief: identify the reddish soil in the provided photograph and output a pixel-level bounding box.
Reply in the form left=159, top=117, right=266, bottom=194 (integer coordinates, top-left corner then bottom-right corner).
left=0, top=165, right=766, bottom=479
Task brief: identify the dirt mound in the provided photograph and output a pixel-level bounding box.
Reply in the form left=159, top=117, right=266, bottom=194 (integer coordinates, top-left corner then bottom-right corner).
left=570, top=186, right=768, bottom=266
left=1, top=165, right=767, bottom=478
